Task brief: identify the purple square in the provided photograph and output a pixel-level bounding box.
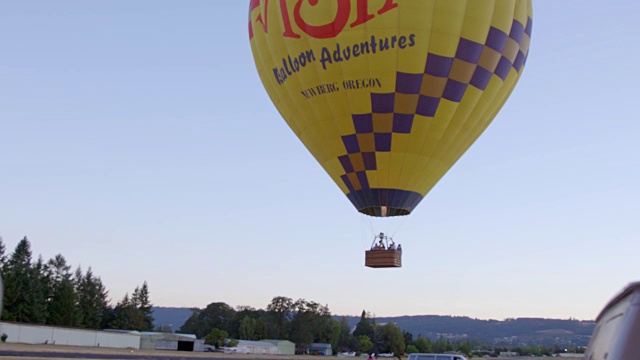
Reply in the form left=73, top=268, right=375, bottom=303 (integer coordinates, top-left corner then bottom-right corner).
left=352, top=114, right=373, bottom=133
left=425, top=53, right=453, bottom=77
left=470, top=66, right=492, bottom=90
left=509, top=20, right=525, bottom=44
left=371, top=93, right=395, bottom=113
left=396, top=72, right=423, bottom=94
left=393, top=113, right=414, bottom=134
left=416, top=95, right=440, bottom=117
left=357, top=171, right=370, bottom=189
left=494, top=57, right=512, bottom=81
left=443, top=79, right=468, bottom=103
left=338, top=155, right=354, bottom=173
left=525, top=17, right=533, bottom=37
left=374, top=133, right=392, bottom=152
left=341, top=134, right=360, bottom=154
left=456, top=38, right=484, bottom=64
left=341, top=174, right=355, bottom=192
left=486, top=27, right=508, bottom=52
left=513, top=51, right=526, bottom=72
left=362, top=152, right=377, bottom=170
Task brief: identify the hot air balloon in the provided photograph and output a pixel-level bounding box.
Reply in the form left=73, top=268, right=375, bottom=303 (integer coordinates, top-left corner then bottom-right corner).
left=249, top=0, right=532, bottom=268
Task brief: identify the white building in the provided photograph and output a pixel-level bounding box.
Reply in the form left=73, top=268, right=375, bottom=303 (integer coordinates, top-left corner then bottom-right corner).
left=0, top=321, right=140, bottom=349
left=261, top=339, right=296, bottom=355
left=499, top=352, right=519, bottom=357
left=236, top=340, right=279, bottom=354
left=139, top=331, right=204, bottom=352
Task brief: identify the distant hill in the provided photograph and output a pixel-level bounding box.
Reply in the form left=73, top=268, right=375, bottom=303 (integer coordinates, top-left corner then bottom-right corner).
left=151, top=307, right=595, bottom=346
left=337, top=315, right=595, bottom=347
left=151, top=307, right=194, bottom=333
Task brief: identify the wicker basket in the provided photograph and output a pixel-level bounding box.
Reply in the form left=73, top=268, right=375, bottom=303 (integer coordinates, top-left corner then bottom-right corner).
left=365, top=250, right=402, bottom=268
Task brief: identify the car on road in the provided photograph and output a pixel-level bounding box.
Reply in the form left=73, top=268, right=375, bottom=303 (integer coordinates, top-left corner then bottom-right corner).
left=407, top=354, right=468, bottom=360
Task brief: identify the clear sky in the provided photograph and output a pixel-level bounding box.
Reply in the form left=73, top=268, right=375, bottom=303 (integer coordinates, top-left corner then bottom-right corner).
left=1, top=1, right=639, bottom=321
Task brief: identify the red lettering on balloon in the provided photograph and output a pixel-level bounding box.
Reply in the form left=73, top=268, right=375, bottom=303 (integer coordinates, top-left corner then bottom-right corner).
left=249, top=0, right=269, bottom=39
left=377, top=0, right=399, bottom=15
left=279, top=0, right=301, bottom=38
left=350, top=0, right=375, bottom=28
left=249, top=0, right=400, bottom=39
left=294, top=0, right=351, bottom=39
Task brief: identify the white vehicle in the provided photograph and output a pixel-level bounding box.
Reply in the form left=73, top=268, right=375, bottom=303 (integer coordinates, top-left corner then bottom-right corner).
left=584, top=281, right=640, bottom=359
left=337, top=352, right=356, bottom=357
left=407, top=354, right=467, bottom=360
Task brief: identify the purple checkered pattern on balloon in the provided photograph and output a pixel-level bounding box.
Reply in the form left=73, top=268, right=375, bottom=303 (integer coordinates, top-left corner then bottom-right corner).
left=339, top=17, right=532, bottom=193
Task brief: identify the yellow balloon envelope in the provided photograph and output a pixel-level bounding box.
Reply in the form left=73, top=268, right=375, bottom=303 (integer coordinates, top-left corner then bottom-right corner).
left=249, top=0, right=532, bottom=217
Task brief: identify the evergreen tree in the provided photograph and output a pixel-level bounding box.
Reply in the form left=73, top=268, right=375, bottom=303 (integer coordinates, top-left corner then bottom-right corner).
left=47, top=277, right=81, bottom=326
left=108, top=293, right=139, bottom=330
left=73, top=266, right=83, bottom=286
left=0, top=236, right=160, bottom=332
left=125, top=286, right=146, bottom=330
left=105, top=282, right=154, bottom=331
left=76, top=267, right=109, bottom=329
left=0, top=236, right=6, bottom=265
left=45, top=254, right=80, bottom=325
left=353, top=310, right=375, bottom=340
left=3, top=237, right=34, bottom=322
left=28, top=256, right=50, bottom=324
left=132, top=281, right=154, bottom=331
left=46, top=254, right=71, bottom=288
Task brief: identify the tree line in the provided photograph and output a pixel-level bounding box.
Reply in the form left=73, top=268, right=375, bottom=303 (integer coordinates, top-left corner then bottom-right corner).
left=176, top=299, right=586, bottom=356
left=178, top=297, right=479, bottom=356
left=0, top=236, right=153, bottom=331
left=376, top=315, right=594, bottom=343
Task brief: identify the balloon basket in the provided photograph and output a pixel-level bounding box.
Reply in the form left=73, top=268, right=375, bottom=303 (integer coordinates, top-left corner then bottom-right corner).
left=365, top=250, right=402, bottom=268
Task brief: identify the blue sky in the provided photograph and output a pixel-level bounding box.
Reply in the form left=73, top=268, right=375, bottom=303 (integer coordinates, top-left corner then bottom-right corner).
left=1, top=1, right=639, bottom=321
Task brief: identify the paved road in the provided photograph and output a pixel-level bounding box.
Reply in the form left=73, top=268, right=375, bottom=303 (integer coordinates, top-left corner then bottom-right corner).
left=0, top=349, right=233, bottom=360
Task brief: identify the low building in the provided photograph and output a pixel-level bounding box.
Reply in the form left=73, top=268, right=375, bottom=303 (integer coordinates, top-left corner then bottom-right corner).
left=262, top=339, right=295, bottom=355
left=309, top=343, right=333, bottom=356
left=237, top=340, right=279, bottom=355
left=499, top=352, right=519, bottom=357
left=0, top=321, right=140, bottom=349
left=139, top=332, right=204, bottom=352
